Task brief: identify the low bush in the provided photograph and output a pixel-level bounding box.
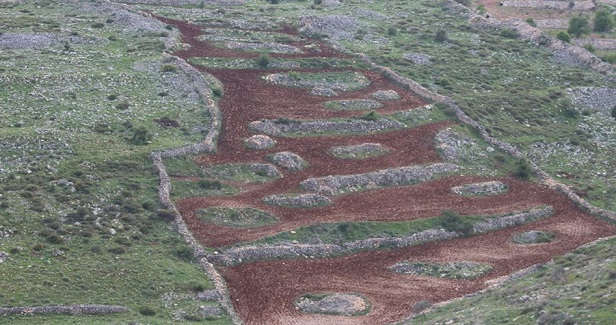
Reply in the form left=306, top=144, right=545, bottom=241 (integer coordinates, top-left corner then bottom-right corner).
left=138, top=306, right=156, bottom=316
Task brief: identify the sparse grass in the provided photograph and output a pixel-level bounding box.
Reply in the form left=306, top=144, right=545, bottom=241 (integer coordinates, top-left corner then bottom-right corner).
left=197, top=207, right=277, bottom=228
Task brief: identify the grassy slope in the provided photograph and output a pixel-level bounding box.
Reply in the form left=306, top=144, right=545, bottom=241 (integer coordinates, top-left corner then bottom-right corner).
left=403, top=236, right=616, bottom=324
left=0, top=1, right=229, bottom=323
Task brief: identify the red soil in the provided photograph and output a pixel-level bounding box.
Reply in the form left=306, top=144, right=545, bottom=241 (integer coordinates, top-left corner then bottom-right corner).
left=160, top=17, right=616, bottom=325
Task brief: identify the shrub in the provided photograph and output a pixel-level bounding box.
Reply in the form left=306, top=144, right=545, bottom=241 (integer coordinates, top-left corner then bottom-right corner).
left=161, top=64, right=178, bottom=73
left=583, top=43, right=595, bottom=53
left=413, top=299, right=432, bottom=314
left=525, top=18, right=537, bottom=27
left=130, top=126, right=152, bottom=145
left=107, top=94, right=117, bottom=100
left=108, top=246, right=126, bottom=255
left=567, top=15, right=590, bottom=37
left=165, top=24, right=173, bottom=31
left=360, top=111, right=380, bottom=121
left=268, top=0, right=280, bottom=3
left=115, top=101, right=130, bottom=110
left=197, top=179, right=223, bottom=190
left=174, top=247, right=193, bottom=261
left=138, top=306, right=156, bottom=316
left=387, top=27, right=397, bottom=36
left=593, top=9, right=614, bottom=33
left=435, top=29, right=447, bottom=43
left=611, top=105, right=616, bottom=119
left=454, top=0, right=470, bottom=6
left=91, top=22, right=104, bottom=28
left=212, top=88, right=223, bottom=98
left=94, top=123, right=112, bottom=134
left=256, top=54, right=270, bottom=68
left=556, top=31, right=571, bottom=43
left=314, top=0, right=323, bottom=4
left=602, top=53, right=616, bottom=64
left=439, top=210, right=473, bottom=235
left=513, top=159, right=533, bottom=180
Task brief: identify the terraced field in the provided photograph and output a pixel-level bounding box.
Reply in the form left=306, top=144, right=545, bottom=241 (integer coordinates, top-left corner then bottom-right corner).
left=158, top=14, right=616, bottom=324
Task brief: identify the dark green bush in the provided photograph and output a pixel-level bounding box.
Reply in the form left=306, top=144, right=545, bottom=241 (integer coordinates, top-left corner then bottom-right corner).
left=568, top=15, right=590, bottom=37
left=360, top=111, right=380, bottom=121
left=115, top=101, right=130, bottom=110
left=174, top=247, right=193, bottom=262
left=197, top=179, right=223, bottom=190
left=257, top=54, right=270, bottom=68
left=161, top=64, right=178, bottom=73
left=138, top=306, right=156, bottom=316
left=130, top=126, right=152, bottom=145
left=556, top=31, right=571, bottom=43
left=525, top=18, right=537, bottom=27
left=594, top=9, right=614, bottom=32
left=439, top=210, right=473, bottom=235
left=91, top=22, right=104, bottom=28
left=513, top=159, right=533, bottom=180
left=108, top=246, right=126, bottom=255
left=435, top=29, right=447, bottom=43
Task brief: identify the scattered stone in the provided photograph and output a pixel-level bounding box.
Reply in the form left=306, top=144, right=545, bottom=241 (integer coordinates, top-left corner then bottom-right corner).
left=268, top=151, right=307, bottom=171
left=402, top=53, right=432, bottom=65
left=451, top=181, right=508, bottom=196
left=298, top=15, right=359, bottom=40
left=200, top=305, right=223, bottom=318
left=263, top=193, right=332, bottom=208
left=244, top=135, right=276, bottom=150
left=0, top=33, right=105, bottom=50
left=566, top=87, right=616, bottom=114
left=0, top=252, right=9, bottom=263
left=197, top=207, right=277, bottom=228
left=0, top=305, right=129, bottom=316
left=370, top=90, right=400, bottom=100
left=295, top=293, right=369, bottom=316
left=513, top=230, right=555, bottom=244
left=196, top=290, right=221, bottom=301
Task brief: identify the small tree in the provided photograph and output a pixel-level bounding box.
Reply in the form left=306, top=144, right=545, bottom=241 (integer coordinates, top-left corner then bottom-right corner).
left=593, top=9, right=614, bottom=33
left=556, top=30, right=571, bottom=43
left=513, top=159, right=533, bottom=180
left=611, top=105, right=616, bottom=119
left=525, top=18, right=537, bottom=27
left=567, top=15, right=590, bottom=37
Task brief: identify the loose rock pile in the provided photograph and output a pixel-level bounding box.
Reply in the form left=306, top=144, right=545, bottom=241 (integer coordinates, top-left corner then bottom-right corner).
left=295, top=293, right=368, bottom=316
left=451, top=181, right=508, bottom=196
left=325, top=99, right=382, bottom=110
left=300, top=163, right=460, bottom=195
left=244, top=134, right=276, bottom=150
left=0, top=252, right=9, bottom=263
left=249, top=118, right=405, bottom=136
left=263, top=193, right=332, bottom=208
left=249, top=163, right=282, bottom=178
left=329, top=143, right=389, bottom=159
left=566, top=87, right=616, bottom=113
left=390, top=261, right=492, bottom=279
left=268, top=151, right=307, bottom=171
left=473, top=206, right=554, bottom=234
left=371, top=89, right=401, bottom=100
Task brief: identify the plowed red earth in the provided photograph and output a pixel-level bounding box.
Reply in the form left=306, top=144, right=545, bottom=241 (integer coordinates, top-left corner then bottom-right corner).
left=160, top=17, right=616, bottom=324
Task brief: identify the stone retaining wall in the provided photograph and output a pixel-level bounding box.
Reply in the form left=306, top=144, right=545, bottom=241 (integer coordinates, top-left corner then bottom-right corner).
left=0, top=305, right=129, bottom=316
left=148, top=54, right=240, bottom=323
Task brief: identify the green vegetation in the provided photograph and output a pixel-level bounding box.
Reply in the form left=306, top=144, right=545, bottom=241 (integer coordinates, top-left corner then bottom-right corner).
left=230, top=208, right=543, bottom=248
left=197, top=207, right=277, bottom=228
left=593, top=9, right=614, bottom=33
left=264, top=71, right=371, bottom=91
left=556, top=30, right=571, bottom=43
left=567, top=15, right=591, bottom=37
left=512, top=231, right=556, bottom=244
left=0, top=2, right=226, bottom=322
left=405, top=237, right=616, bottom=324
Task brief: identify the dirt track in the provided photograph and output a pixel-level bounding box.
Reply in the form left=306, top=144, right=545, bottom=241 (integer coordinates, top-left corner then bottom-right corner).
left=160, top=17, right=616, bottom=324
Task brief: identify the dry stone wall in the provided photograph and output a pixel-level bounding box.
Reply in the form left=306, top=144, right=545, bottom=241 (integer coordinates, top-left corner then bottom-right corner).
left=0, top=305, right=129, bottom=316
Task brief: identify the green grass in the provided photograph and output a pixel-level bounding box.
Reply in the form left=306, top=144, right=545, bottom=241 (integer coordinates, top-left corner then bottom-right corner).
left=390, top=261, right=493, bottom=279
left=189, top=56, right=364, bottom=70
left=264, top=71, right=371, bottom=91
